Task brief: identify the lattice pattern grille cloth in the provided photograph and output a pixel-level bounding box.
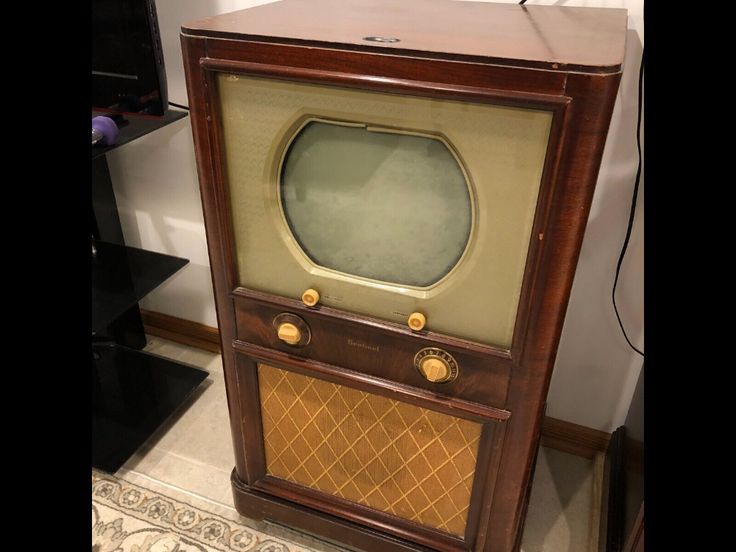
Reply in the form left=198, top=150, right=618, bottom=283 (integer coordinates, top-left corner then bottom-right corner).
left=258, top=364, right=484, bottom=536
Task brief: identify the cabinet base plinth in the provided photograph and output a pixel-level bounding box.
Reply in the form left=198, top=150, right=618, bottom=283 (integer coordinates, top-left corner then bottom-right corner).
left=230, top=470, right=435, bottom=552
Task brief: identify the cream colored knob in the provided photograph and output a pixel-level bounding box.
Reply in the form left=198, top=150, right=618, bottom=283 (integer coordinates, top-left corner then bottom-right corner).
left=302, top=288, right=320, bottom=307
left=419, top=357, right=450, bottom=383
left=408, top=312, right=426, bottom=331
left=277, top=322, right=302, bottom=345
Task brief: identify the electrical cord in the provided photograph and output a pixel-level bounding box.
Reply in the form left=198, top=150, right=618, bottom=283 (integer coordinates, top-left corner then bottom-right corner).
left=612, top=48, right=644, bottom=357
left=169, top=101, right=190, bottom=111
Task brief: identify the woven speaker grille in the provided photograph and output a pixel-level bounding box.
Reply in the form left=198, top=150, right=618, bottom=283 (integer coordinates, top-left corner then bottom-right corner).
left=258, top=364, right=483, bottom=536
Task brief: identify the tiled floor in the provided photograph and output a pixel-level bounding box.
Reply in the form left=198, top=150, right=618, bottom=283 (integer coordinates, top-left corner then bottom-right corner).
left=116, top=337, right=599, bottom=552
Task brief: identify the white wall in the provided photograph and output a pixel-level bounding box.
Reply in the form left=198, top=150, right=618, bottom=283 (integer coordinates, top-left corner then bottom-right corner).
left=107, top=0, right=643, bottom=432
left=530, top=0, right=644, bottom=432
left=107, top=0, right=279, bottom=328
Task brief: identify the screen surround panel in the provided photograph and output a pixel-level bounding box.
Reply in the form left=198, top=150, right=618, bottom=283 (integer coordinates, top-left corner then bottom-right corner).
left=217, top=73, right=553, bottom=348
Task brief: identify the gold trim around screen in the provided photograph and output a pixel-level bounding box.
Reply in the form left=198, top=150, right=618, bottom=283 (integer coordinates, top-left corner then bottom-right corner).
left=275, top=116, right=478, bottom=293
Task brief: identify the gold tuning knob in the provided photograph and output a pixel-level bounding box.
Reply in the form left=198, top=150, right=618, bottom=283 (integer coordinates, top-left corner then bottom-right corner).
left=302, top=288, right=320, bottom=307
left=277, top=322, right=302, bottom=345
left=407, top=312, right=426, bottom=331
left=273, top=313, right=311, bottom=347
left=418, top=357, right=451, bottom=383
left=414, top=348, right=459, bottom=384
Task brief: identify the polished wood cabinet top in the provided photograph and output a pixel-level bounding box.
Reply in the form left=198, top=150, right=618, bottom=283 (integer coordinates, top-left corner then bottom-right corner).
left=181, top=0, right=627, bottom=73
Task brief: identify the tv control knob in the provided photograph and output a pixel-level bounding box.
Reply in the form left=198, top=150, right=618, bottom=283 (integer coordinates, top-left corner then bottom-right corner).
left=273, top=313, right=311, bottom=347
left=414, top=347, right=459, bottom=383
left=277, top=323, right=302, bottom=345
left=419, top=358, right=450, bottom=382
left=407, top=312, right=426, bottom=331
left=302, top=288, right=320, bottom=307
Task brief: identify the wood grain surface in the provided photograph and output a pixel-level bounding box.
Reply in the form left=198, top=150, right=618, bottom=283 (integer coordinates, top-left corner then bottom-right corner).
left=182, top=0, right=627, bottom=72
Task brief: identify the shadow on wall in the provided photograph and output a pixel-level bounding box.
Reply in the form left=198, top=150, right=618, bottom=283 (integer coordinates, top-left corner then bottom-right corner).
left=107, top=115, right=216, bottom=326
left=138, top=263, right=219, bottom=328
left=110, top=119, right=201, bottom=248
left=548, top=28, right=644, bottom=432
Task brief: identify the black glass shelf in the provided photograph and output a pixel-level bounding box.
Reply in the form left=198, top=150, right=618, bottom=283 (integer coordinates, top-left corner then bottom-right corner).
left=92, top=343, right=209, bottom=473
left=92, top=240, right=188, bottom=333
left=92, top=109, right=188, bottom=160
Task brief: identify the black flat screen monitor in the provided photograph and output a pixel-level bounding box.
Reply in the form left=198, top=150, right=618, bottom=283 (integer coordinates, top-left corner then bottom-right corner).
left=92, top=0, right=168, bottom=116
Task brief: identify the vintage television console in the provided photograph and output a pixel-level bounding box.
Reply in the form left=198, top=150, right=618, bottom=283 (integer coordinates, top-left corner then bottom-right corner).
left=181, top=1, right=626, bottom=551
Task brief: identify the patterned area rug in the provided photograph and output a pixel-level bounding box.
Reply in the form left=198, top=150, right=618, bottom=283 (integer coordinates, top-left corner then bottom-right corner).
left=92, top=471, right=315, bottom=552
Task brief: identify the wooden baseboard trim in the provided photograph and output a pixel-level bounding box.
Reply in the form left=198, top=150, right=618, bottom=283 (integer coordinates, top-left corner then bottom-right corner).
left=140, top=309, right=222, bottom=353
left=141, top=309, right=612, bottom=458
left=541, top=416, right=611, bottom=459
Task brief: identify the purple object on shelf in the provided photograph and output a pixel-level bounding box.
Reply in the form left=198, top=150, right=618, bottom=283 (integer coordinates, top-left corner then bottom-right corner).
left=92, top=116, right=119, bottom=146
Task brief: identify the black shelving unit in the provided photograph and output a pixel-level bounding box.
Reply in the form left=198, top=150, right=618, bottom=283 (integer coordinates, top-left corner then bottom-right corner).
left=91, top=109, right=189, bottom=348
left=92, top=240, right=189, bottom=332
left=92, top=110, right=188, bottom=160
left=92, top=110, right=208, bottom=473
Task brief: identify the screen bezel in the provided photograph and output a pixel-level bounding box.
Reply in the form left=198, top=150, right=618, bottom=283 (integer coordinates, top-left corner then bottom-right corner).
left=275, top=115, right=478, bottom=295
